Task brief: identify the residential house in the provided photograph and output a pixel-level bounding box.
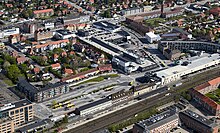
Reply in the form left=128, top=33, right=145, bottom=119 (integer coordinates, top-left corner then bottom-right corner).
left=53, top=54, right=59, bottom=62
left=33, top=67, right=40, bottom=74
left=64, top=68, right=73, bottom=76
left=16, top=56, right=27, bottom=64
left=51, top=63, right=61, bottom=70
left=10, top=51, right=18, bottom=58
left=61, top=51, right=67, bottom=57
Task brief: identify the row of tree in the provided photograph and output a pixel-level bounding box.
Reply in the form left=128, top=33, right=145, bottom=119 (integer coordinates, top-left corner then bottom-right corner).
left=1, top=53, right=28, bottom=83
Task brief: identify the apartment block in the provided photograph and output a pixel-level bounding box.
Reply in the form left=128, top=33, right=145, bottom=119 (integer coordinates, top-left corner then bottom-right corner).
left=133, top=110, right=178, bottom=133
left=0, top=99, right=34, bottom=128
left=0, top=117, right=14, bottom=133
left=179, top=110, right=218, bottom=133
left=33, top=9, right=54, bottom=18
left=34, top=29, right=53, bottom=41
left=17, top=78, right=70, bottom=102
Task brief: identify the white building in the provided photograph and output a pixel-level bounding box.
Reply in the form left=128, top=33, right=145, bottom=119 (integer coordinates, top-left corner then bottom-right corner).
left=156, top=53, right=220, bottom=85
left=0, top=27, right=20, bottom=38
left=75, top=98, right=112, bottom=116
left=146, top=32, right=161, bottom=43
left=44, top=23, right=55, bottom=29
left=93, top=21, right=121, bottom=33
left=112, top=55, right=139, bottom=73
left=54, top=30, right=76, bottom=40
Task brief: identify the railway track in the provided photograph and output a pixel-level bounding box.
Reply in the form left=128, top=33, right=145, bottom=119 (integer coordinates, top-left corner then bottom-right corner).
left=64, top=67, right=220, bottom=133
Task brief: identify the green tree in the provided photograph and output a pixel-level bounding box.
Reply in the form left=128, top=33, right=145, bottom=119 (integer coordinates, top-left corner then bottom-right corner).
left=65, top=43, right=72, bottom=51
left=0, top=58, right=4, bottom=65
left=19, top=63, right=29, bottom=74
left=53, top=48, right=63, bottom=54
left=3, top=54, right=16, bottom=64
left=51, top=100, right=57, bottom=107
left=3, top=61, right=11, bottom=69
left=6, top=64, right=22, bottom=83
left=103, top=10, right=111, bottom=18
left=62, top=116, right=68, bottom=123
left=61, top=57, right=70, bottom=64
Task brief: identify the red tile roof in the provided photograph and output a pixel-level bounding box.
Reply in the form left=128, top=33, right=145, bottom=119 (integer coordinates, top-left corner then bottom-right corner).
left=35, top=39, right=69, bottom=49
left=195, top=82, right=211, bottom=91
left=208, top=77, right=220, bottom=86
left=61, top=68, right=98, bottom=82
left=33, top=9, right=54, bottom=14
left=53, top=54, right=59, bottom=59
left=191, top=89, right=220, bottom=110
left=69, top=51, right=75, bottom=55
left=0, top=12, right=4, bottom=15
left=16, top=56, right=27, bottom=64
left=98, top=64, right=112, bottom=71
left=209, top=7, right=220, bottom=16
left=51, top=63, right=61, bottom=69
left=195, top=77, right=220, bottom=91
left=64, top=68, right=73, bottom=74
left=61, top=51, right=67, bottom=57
left=33, top=67, right=40, bottom=73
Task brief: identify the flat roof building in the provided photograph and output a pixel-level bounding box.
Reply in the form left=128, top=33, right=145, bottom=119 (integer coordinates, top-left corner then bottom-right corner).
left=0, top=99, right=34, bottom=128
left=17, top=119, right=51, bottom=133
left=156, top=53, right=220, bottom=85
left=145, top=32, right=161, bottom=43
left=17, top=78, right=70, bottom=102
left=74, top=98, right=112, bottom=116
left=54, top=30, right=76, bottom=40
left=0, top=117, right=14, bottom=133
left=133, top=110, right=178, bottom=133
left=179, top=110, right=218, bottom=133
left=93, top=21, right=121, bottom=33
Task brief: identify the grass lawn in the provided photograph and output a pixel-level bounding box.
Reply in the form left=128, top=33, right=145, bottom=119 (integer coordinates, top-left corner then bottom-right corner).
left=0, top=73, right=15, bottom=86
left=144, top=18, right=165, bottom=27
left=3, top=79, right=14, bottom=86
left=205, top=88, right=220, bottom=104
left=78, top=74, right=119, bottom=85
